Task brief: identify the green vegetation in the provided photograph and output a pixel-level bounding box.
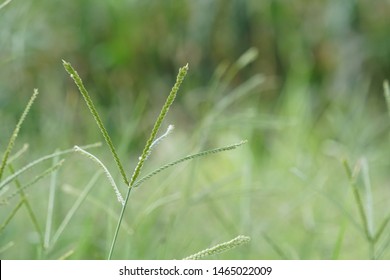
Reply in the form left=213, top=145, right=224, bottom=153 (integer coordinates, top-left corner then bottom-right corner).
left=1, top=1, right=389, bottom=259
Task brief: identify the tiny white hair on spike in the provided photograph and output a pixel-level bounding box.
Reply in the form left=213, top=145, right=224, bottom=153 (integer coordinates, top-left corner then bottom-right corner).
left=141, top=124, right=175, bottom=161
left=74, top=145, right=125, bottom=206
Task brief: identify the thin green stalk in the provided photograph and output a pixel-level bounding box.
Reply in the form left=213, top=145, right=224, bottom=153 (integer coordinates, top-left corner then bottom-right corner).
left=0, top=199, right=23, bottom=234
left=342, top=159, right=372, bottom=241
left=57, top=249, right=75, bottom=260
left=107, top=186, right=133, bottom=259
left=0, top=89, right=38, bottom=181
left=44, top=153, right=60, bottom=249
left=63, top=60, right=129, bottom=186
left=49, top=172, right=101, bottom=251
left=361, top=159, right=374, bottom=238
left=384, top=80, right=390, bottom=118
left=0, top=0, right=13, bottom=10
left=1, top=159, right=65, bottom=205
left=331, top=219, right=347, bottom=260
left=7, top=164, right=44, bottom=248
left=8, top=144, right=29, bottom=164
left=108, top=63, right=189, bottom=260
left=0, top=142, right=100, bottom=191
left=183, top=235, right=250, bottom=260
left=341, top=159, right=388, bottom=259
left=376, top=227, right=390, bottom=259
left=262, top=232, right=290, bottom=259
left=0, top=241, right=14, bottom=254
left=375, top=215, right=390, bottom=243
left=61, top=183, right=133, bottom=234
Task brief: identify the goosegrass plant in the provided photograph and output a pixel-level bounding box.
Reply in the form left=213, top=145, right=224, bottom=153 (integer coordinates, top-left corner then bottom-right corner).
left=62, top=60, right=248, bottom=259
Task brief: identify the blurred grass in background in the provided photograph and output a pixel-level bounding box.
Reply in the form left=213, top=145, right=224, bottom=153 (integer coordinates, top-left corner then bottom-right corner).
left=1, top=0, right=389, bottom=259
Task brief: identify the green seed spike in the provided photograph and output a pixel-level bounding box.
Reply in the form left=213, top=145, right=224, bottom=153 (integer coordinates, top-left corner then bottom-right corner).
left=128, top=63, right=189, bottom=188
left=62, top=60, right=130, bottom=186
left=108, top=64, right=189, bottom=259
left=183, top=235, right=251, bottom=260
left=134, top=140, right=248, bottom=188
left=0, top=89, right=39, bottom=181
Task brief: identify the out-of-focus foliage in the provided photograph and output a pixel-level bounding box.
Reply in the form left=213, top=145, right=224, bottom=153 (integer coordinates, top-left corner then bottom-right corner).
left=1, top=0, right=389, bottom=106
left=1, top=0, right=390, bottom=259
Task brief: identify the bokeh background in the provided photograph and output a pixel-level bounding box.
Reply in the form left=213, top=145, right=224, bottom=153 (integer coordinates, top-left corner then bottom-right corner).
left=1, top=0, right=389, bottom=259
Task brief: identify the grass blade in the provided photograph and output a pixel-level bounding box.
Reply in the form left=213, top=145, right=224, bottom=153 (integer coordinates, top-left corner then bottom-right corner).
left=342, top=159, right=371, bottom=240
left=0, top=143, right=100, bottom=191
left=44, top=153, right=60, bottom=249
left=0, top=241, right=14, bottom=254
left=331, top=220, right=347, bottom=259
left=49, top=172, right=102, bottom=251
left=384, top=80, right=390, bottom=118
left=8, top=144, right=29, bottom=164
left=6, top=164, right=44, bottom=248
left=0, top=199, right=24, bottom=234
left=0, top=0, right=12, bottom=10
left=361, top=158, right=374, bottom=237
left=375, top=215, right=390, bottom=243
left=262, top=232, right=290, bottom=259
left=1, top=159, right=65, bottom=205
left=57, top=249, right=75, bottom=260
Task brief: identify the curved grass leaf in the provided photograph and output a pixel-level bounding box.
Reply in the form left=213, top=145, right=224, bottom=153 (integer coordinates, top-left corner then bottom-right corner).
left=0, top=143, right=101, bottom=191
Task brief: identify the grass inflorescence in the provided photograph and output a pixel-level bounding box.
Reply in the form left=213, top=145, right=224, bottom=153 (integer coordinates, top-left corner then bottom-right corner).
left=183, top=235, right=251, bottom=260
left=2, top=54, right=388, bottom=260
left=62, top=60, right=248, bottom=259
left=63, top=60, right=130, bottom=186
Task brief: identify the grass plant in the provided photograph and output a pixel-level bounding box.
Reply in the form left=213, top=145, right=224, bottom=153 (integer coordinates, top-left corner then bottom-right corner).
left=1, top=1, right=390, bottom=261
left=0, top=59, right=388, bottom=260
left=62, top=60, right=248, bottom=259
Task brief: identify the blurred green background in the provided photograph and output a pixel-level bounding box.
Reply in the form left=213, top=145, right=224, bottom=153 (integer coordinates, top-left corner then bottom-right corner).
left=1, top=0, right=389, bottom=259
